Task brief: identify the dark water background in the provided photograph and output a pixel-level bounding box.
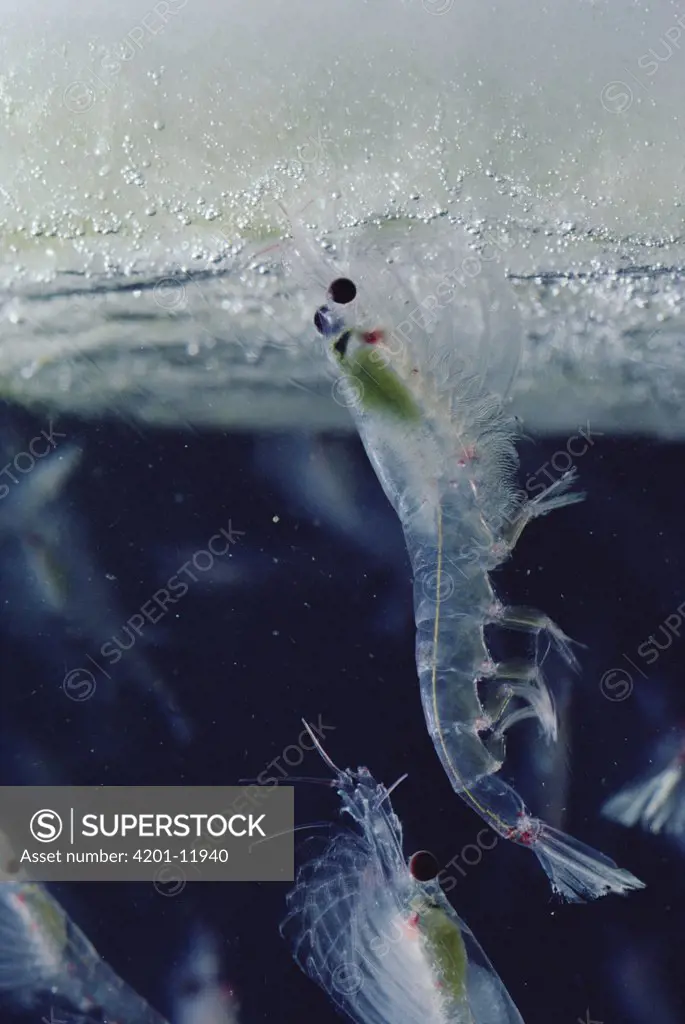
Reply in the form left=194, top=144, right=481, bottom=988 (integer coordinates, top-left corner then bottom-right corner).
left=0, top=402, right=682, bottom=1024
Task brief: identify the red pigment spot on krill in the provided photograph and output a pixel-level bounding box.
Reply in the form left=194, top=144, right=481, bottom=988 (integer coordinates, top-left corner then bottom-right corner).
left=505, top=813, right=540, bottom=847
left=361, top=329, right=385, bottom=344
left=403, top=913, right=421, bottom=944
left=457, top=445, right=478, bottom=466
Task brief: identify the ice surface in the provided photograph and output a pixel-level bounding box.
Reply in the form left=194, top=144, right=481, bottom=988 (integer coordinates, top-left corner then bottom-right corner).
left=1, top=0, right=684, bottom=435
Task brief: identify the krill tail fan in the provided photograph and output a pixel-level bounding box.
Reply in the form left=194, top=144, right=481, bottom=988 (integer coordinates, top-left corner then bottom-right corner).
left=516, top=819, right=647, bottom=902
left=603, top=752, right=685, bottom=836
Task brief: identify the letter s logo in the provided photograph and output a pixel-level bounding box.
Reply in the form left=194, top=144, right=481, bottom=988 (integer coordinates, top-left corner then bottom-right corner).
left=30, top=809, right=63, bottom=843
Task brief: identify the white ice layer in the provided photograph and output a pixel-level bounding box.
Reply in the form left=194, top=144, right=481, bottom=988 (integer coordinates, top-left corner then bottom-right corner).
left=1, top=0, right=684, bottom=433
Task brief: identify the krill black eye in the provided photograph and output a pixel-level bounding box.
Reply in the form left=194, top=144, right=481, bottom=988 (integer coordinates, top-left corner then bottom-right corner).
left=328, top=278, right=357, bottom=305
left=408, top=850, right=439, bottom=882
left=314, top=305, right=330, bottom=335
left=314, top=305, right=345, bottom=337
